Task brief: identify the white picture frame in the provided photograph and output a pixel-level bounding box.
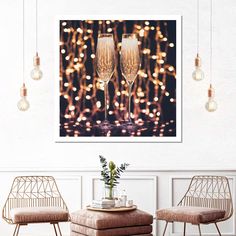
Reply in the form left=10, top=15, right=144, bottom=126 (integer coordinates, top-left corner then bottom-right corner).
left=55, top=15, right=182, bottom=143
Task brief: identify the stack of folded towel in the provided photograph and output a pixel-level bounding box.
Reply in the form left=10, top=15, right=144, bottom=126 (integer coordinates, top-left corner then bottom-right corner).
left=70, top=209, right=153, bottom=236
left=91, top=199, right=115, bottom=209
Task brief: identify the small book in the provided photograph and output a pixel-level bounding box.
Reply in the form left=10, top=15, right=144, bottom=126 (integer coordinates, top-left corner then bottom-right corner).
left=92, top=199, right=115, bottom=208
left=91, top=204, right=112, bottom=209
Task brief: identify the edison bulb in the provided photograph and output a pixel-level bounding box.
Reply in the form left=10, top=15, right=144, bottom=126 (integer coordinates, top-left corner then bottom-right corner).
left=17, top=83, right=30, bottom=111
left=192, top=67, right=204, bottom=81
left=193, top=54, right=204, bottom=81
left=31, top=53, right=43, bottom=80
left=17, top=97, right=30, bottom=111
left=205, top=98, right=217, bottom=112
left=205, top=84, right=217, bottom=112
left=31, top=66, right=43, bottom=80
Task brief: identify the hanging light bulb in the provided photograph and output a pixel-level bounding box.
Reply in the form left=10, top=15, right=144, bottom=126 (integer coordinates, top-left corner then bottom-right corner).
left=17, top=83, right=30, bottom=111
left=205, top=0, right=217, bottom=112
left=31, top=52, right=43, bottom=80
left=205, top=84, right=217, bottom=112
left=192, top=54, right=204, bottom=81
left=18, top=0, right=29, bottom=112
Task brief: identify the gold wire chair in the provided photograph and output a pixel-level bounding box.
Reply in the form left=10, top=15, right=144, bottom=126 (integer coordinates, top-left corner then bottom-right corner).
left=2, top=176, right=69, bottom=236
left=157, top=176, right=233, bottom=236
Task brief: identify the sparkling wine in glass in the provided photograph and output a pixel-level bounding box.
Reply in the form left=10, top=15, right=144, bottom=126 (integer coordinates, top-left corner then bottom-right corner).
left=95, top=34, right=115, bottom=130
left=120, top=34, right=140, bottom=130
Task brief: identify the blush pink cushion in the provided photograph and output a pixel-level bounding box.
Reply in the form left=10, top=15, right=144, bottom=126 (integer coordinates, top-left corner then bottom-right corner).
left=71, top=223, right=152, bottom=236
left=156, top=207, right=225, bottom=224
left=70, top=209, right=153, bottom=229
left=10, top=207, right=69, bottom=224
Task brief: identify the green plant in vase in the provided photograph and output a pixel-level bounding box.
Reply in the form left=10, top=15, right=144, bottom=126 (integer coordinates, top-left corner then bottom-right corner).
left=99, top=155, right=129, bottom=200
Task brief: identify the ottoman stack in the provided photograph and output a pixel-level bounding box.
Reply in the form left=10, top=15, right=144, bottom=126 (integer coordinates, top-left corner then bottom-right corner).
left=70, top=209, right=153, bottom=236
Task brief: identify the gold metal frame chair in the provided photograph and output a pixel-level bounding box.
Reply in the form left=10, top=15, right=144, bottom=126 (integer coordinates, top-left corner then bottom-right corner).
left=161, top=176, right=233, bottom=236
left=2, top=176, right=69, bottom=236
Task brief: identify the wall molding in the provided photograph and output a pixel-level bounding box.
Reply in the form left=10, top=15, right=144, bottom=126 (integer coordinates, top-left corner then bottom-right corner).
left=1, top=167, right=236, bottom=172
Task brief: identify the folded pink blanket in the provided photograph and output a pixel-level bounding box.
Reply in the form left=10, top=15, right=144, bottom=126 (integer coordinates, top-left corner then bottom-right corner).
left=70, top=223, right=152, bottom=236
left=71, top=232, right=153, bottom=236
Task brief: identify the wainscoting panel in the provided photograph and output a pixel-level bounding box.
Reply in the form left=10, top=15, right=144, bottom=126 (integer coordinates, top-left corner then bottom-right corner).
left=90, top=176, right=157, bottom=211
left=55, top=175, right=83, bottom=211
left=0, top=170, right=236, bottom=236
left=54, top=175, right=82, bottom=236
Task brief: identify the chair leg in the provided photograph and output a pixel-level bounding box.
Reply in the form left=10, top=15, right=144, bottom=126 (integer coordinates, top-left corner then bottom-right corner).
left=13, top=225, right=18, bottom=236
left=198, top=224, right=202, bottom=236
left=53, top=223, right=58, bottom=236
left=13, top=224, right=20, bottom=236
left=13, top=224, right=19, bottom=236
left=17, top=224, right=21, bottom=236
left=183, top=222, right=186, bottom=236
left=162, top=221, right=169, bottom=236
left=215, top=223, right=222, bottom=236
left=56, top=223, right=62, bottom=236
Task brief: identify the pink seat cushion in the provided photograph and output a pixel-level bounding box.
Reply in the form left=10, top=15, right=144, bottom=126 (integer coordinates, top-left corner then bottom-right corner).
left=70, top=209, right=153, bottom=229
left=70, top=233, right=153, bottom=236
left=71, top=223, right=152, bottom=236
left=156, top=206, right=225, bottom=224
left=10, top=207, right=69, bottom=224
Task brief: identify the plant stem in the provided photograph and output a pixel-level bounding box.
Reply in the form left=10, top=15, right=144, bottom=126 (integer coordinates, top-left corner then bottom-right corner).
left=109, top=185, right=113, bottom=199
left=109, top=168, right=113, bottom=199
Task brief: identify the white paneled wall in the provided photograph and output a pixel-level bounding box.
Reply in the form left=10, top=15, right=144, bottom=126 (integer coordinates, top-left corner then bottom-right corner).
left=0, top=170, right=235, bottom=236
left=0, top=0, right=236, bottom=171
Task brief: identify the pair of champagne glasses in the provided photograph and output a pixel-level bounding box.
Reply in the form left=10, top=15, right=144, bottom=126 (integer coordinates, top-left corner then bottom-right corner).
left=96, top=33, right=140, bottom=131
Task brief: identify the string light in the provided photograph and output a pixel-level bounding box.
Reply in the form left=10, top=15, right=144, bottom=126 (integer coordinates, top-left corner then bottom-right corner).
left=60, top=20, right=177, bottom=136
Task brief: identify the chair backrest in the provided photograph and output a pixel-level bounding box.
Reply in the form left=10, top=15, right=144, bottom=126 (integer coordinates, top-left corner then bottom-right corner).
left=178, top=175, right=233, bottom=222
left=2, top=176, right=68, bottom=224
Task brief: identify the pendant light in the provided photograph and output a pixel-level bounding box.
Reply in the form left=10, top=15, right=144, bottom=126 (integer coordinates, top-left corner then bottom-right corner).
left=18, top=0, right=30, bottom=111
left=205, top=0, right=217, bottom=112
left=192, top=0, right=204, bottom=81
left=31, top=0, right=43, bottom=80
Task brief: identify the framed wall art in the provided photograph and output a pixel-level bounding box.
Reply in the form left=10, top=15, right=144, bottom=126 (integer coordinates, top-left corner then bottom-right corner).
left=55, top=15, right=182, bottom=142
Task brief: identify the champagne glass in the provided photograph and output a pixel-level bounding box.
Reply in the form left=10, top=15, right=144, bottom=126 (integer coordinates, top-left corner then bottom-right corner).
left=120, top=34, right=140, bottom=130
left=95, top=34, right=115, bottom=130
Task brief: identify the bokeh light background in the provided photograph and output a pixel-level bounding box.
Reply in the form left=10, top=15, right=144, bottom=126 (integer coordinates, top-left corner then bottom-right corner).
left=59, top=20, right=176, bottom=137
